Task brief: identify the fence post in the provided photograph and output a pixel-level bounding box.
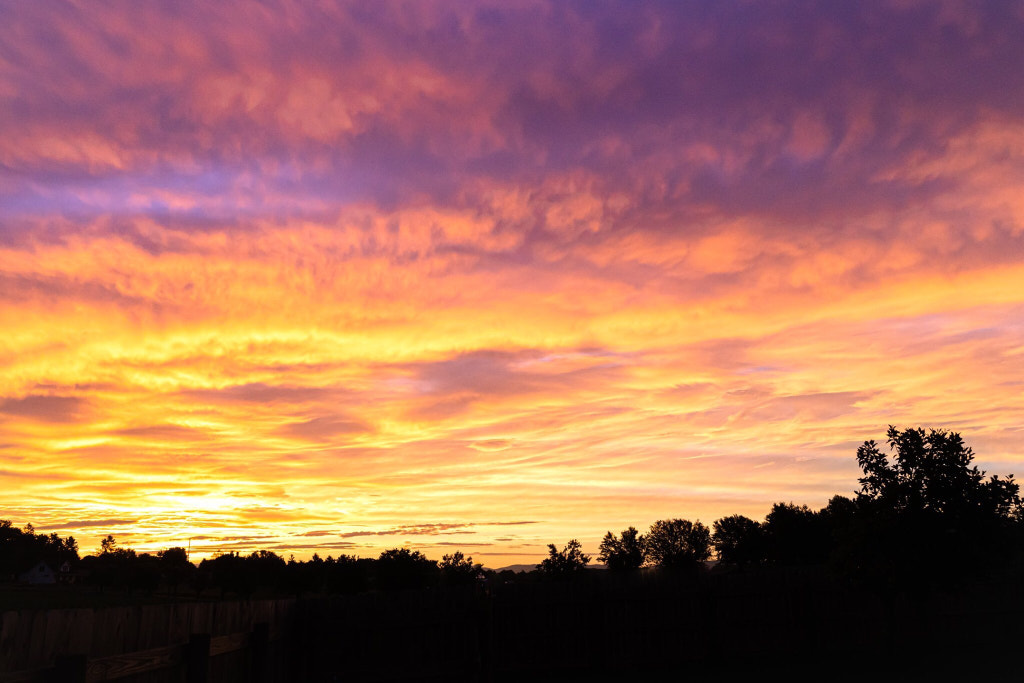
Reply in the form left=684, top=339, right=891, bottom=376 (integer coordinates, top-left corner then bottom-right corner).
left=477, top=590, right=493, bottom=683
left=251, top=622, right=270, bottom=683
left=303, top=597, right=332, bottom=681
left=51, top=654, right=87, bottom=683
left=186, top=633, right=211, bottom=683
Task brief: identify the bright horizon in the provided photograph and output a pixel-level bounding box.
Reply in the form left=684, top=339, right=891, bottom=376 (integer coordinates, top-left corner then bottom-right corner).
left=3, top=1, right=1024, bottom=568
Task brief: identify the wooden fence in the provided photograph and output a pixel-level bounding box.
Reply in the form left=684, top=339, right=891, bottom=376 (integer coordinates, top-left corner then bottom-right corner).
left=0, top=599, right=297, bottom=683
left=3, top=574, right=1024, bottom=682
left=298, top=572, right=1024, bottom=681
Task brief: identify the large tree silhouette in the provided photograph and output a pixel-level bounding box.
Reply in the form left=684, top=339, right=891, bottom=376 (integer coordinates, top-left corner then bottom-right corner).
left=852, top=426, right=1022, bottom=586
left=598, top=526, right=646, bottom=571
left=644, top=519, right=711, bottom=571
left=712, top=515, right=764, bottom=566
left=857, top=426, right=1020, bottom=519
left=762, top=503, right=832, bottom=566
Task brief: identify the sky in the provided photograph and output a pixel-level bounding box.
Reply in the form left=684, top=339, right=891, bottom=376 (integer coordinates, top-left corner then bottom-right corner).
left=2, top=0, right=1024, bottom=568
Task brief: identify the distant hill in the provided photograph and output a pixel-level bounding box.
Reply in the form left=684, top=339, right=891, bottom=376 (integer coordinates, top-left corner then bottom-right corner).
left=491, top=563, right=608, bottom=573
left=490, top=562, right=719, bottom=573
left=490, top=564, right=535, bottom=573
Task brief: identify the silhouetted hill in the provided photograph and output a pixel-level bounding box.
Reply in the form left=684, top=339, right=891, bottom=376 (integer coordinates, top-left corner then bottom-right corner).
left=493, top=563, right=611, bottom=573
left=492, top=564, right=536, bottom=573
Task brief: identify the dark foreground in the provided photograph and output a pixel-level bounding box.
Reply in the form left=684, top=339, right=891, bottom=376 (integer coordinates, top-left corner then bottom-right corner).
left=3, top=569, right=1023, bottom=682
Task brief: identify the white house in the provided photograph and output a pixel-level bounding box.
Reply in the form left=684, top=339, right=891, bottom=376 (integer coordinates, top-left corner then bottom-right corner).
left=18, top=561, right=56, bottom=585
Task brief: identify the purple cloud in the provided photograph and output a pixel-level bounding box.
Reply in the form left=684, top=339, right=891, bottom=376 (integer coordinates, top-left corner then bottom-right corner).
left=0, top=395, right=86, bottom=423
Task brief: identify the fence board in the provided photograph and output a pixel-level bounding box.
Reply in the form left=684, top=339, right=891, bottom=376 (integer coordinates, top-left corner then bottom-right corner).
left=0, top=668, right=37, bottom=683
left=4, top=580, right=1024, bottom=682
left=26, top=612, right=48, bottom=670
left=0, top=612, right=21, bottom=671
left=0, top=599, right=297, bottom=682
left=85, top=644, right=182, bottom=682
left=137, top=606, right=165, bottom=652
left=209, top=632, right=247, bottom=657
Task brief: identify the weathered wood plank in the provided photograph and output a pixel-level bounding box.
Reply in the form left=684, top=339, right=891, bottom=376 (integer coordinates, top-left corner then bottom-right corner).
left=120, top=606, right=141, bottom=656
left=0, top=611, right=21, bottom=671
left=0, top=667, right=44, bottom=683
left=64, top=609, right=94, bottom=659
left=136, top=605, right=162, bottom=651
left=167, top=603, right=190, bottom=648
left=187, top=603, right=210, bottom=639
left=209, top=631, right=247, bottom=657
left=39, top=609, right=65, bottom=667
left=0, top=599, right=298, bottom=682
left=26, top=611, right=48, bottom=669
left=91, top=607, right=129, bottom=658
left=85, top=644, right=182, bottom=683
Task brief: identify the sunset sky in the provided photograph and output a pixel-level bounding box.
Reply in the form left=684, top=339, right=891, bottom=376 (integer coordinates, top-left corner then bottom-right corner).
left=2, top=1, right=1024, bottom=568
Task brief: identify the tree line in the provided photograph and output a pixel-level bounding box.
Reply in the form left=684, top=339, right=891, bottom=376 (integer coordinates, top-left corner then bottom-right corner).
left=543, top=426, right=1024, bottom=588
left=1, top=530, right=488, bottom=597
left=4, top=426, right=1024, bottom=597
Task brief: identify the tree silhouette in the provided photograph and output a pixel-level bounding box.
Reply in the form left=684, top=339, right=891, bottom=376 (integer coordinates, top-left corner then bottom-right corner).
left=439, top=551, right=483, bottom=585
left=375, top=548, right=439, bottom=590
left=712, top=515, right=764, bottom=566
left=598, top=526, right=646, bottom=571
left=644, top=519, right=711, bottom=571
left=762, top=503, right=831, bottom=566
left=537, top=539, right=590, bottom=578
left=852, top=426, right=1023, bottom=586
left=200, top=552, right=249, bottom=597
left=158, top=547, right=194, bottom=596
left=857, top=426, right=1021, bottom=519
left=325, top=554, right=371, bottom=594
left=0, top=521, right=79, bottom=577
left=99, top=534, right=117, bottom=554
left=82, top=537, right=162, bottom=593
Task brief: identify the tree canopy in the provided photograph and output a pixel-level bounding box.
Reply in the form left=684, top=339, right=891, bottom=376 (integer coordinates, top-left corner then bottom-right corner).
left=537, top=539, right=591, bottom=578
left=375, top=548, right=439, bottom=590
left=0, top=521, right=78, bottom=576
left=857, top=426, right=1021, bottom=520
left=711, top=515, right=763, bottom=566
left=439, top=551, right=484, bottom=585
left=598, top=527, right=646, bottom=571
left=851, top=425, right=1023, bottom=586
left=644, top=519, right=711, bottom=571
